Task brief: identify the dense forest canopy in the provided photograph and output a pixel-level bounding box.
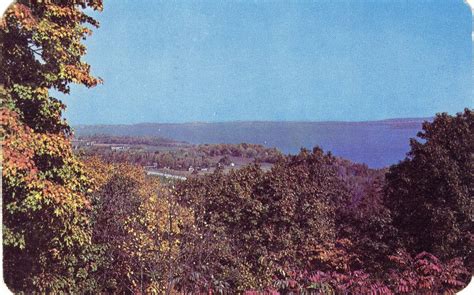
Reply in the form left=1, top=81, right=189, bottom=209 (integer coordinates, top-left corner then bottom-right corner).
left=1, top=1, right=472, bottom=294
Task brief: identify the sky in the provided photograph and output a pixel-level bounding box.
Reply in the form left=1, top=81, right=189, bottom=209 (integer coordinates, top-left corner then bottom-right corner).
left=61, top=0, right=473, bottom=125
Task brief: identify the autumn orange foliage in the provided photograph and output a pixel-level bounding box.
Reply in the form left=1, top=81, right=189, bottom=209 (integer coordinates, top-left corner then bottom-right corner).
left=1, top=0, right=103, bottom=292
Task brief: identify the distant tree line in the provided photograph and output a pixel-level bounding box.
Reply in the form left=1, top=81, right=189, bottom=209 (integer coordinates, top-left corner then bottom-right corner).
left=197, top=143, right=282, bottom=161
left=75, top=141, right=283, bottom=170
left=77, top=134, right=188, bottom=147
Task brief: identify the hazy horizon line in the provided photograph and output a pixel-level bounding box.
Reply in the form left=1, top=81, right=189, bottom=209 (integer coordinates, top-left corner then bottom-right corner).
left=72, top=116, right=433, bottom=127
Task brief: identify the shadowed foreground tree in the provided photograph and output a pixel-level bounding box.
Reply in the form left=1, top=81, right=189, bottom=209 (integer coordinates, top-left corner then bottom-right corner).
left=334, top=161, right=398, bottom=275
left=1, top=0, right=103, bottom=292
left=385, top=109, right=473, bottom=271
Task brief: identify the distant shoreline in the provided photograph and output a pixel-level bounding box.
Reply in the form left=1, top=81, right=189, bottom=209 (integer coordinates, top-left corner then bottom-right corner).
left=71, top=119, right=427, bottom=168
left=73, top=117, right=432, bottom=128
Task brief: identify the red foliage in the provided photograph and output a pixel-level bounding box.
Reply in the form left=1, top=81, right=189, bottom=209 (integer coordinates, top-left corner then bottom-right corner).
left=387, top=251, right=470, bottom=294
left=270, top=250, right=469, bottom=294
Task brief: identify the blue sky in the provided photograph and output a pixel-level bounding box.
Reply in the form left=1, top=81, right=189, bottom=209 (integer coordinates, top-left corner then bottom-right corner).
left=61, top=0, right=473, bottom=125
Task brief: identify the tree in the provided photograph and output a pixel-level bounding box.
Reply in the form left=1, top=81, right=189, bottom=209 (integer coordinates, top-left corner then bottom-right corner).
left=335, top=160, right=397, bottom=275
left=1, top=1, right=103, bottom=292
left=175, top=148, right=351, bottom=291
left=218, top=155, right=232, bottom=166
left=83, top=158, right=195, bottom=294
left=385, top=109, right=473, bottom=270
left=177, top=165, right=269, bottom=291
